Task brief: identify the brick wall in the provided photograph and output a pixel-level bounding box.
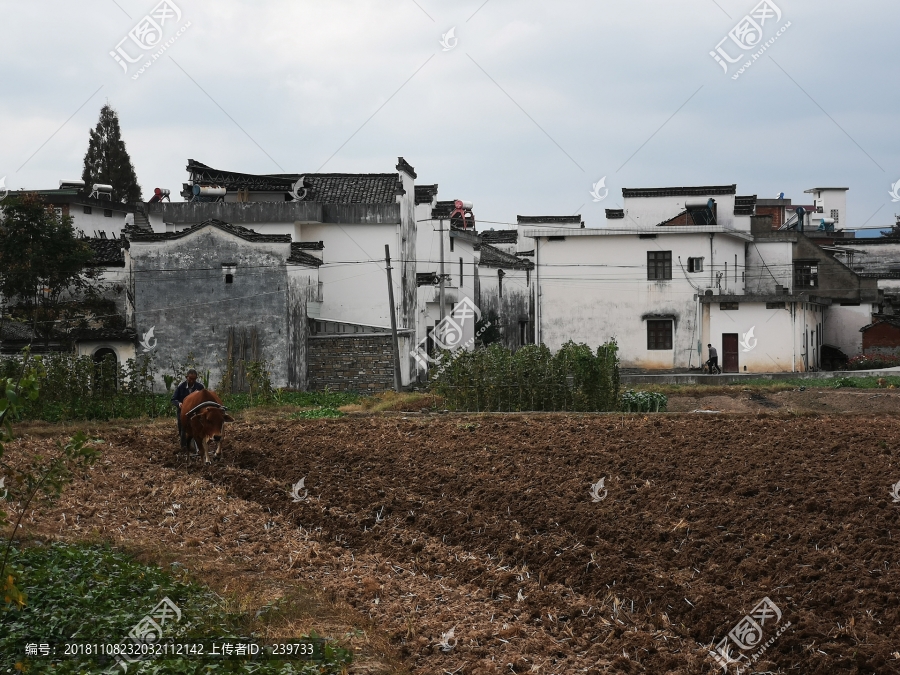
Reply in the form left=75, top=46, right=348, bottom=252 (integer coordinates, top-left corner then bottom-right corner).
left=308, top=334, right=395, bottom=392
left=862, top=322, right=900, bottom=354
left=756, top=205, right=783, bottom=229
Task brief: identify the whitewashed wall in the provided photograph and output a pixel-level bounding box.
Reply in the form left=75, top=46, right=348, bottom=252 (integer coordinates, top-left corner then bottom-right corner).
left=706, top=301, right=822, bottom=372
left=621, top=194, right=740, bottom=230
left=824, top=303, right=872, bottom=355
left=527, top=229, right=748, bottom=370
left=746, top=240, right=793, bottom=294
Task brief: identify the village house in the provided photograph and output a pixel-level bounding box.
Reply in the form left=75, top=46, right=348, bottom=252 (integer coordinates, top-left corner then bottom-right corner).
left=129, top=158, right=419, bottom=391
left=0, top=182, right=135, bottom=360
left=523, top=185, right=879, bottom=373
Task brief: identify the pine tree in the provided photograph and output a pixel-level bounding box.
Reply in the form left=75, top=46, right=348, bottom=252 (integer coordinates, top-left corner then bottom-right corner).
left=81, top=104, right=143, bottom=203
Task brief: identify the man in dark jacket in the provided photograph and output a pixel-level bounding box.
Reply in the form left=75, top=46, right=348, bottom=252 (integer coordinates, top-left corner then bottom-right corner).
left=172, top=369, right=205, bottom=448
left=707, top=344, right=719, bottom=373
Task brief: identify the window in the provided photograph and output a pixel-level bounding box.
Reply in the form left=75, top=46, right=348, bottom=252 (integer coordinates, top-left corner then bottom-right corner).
left=687, top=257, right=704, bottom=273
left=548, top=236, right=565, bottom=241
left=647, top=251, right=672, bottom=280
left=225, top=274, right=234, bottom=284
left=720, top=302, right=739, bottom=310
left=104, top=209, right=113, bottom=217
left=647, top=320, right=673, bottom=350
left=83, top=206, right=92, bottom=214
left=830, top=209, right=839, bottom=224
left=498, top=269, right=505, bottom=298
left=450, top=237, right=454, bottom=252
left=794, top=261, right=819, bottom=288
left=459, top=257, right=463, bottom=286
left=766, top=302, right=786, bottom=309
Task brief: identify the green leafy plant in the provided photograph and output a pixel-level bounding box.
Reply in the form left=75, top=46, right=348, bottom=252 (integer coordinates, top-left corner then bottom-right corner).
left=431, top=340, right=619, bottom=412
left=846, top=353, right=900, bottom=370
left=0, top=542, right=352, bottom=673
left=620, top=389, right=668, bottom=412
left=0, top=349, right=101, bottom=611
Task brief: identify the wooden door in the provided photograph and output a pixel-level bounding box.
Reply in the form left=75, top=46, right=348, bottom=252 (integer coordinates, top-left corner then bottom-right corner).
left=722, top=333, right=739, bottom=373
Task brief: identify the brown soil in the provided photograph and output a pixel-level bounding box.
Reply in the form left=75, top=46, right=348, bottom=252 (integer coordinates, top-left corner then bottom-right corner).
left=5, top=411, right=900, bottom=674
left=667, top=387, right=900, bottom=415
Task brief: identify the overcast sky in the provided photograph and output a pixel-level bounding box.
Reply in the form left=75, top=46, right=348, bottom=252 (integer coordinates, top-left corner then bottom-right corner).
left=1, top=0, right=898, bottom=231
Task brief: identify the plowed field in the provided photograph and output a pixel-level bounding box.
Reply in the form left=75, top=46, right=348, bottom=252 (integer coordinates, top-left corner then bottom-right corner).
left=7, top=412, right=900, bottom=674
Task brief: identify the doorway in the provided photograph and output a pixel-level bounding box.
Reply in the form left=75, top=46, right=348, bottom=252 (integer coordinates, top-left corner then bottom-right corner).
left=722, top=333, right=739, bottom=373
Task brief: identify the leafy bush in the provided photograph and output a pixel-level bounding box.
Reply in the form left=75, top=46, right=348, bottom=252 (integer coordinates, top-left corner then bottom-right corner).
left=0, top=351, right=362, bottom=422
left=620, top=390, right=668, bottom=412
left=832, top=377, right=858, bottom=389
left=0, top=542, right=352, bottom=674
left=431, top=341, right=619, bottom=412
left=846, top=352, right=900, bottom=370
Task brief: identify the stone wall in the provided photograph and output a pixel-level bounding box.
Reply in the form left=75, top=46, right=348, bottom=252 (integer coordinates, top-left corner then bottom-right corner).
left=308, top=334, right=395, bottom=392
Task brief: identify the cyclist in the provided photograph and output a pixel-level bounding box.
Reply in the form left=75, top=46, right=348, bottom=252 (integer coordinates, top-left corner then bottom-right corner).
left=706, top=344, right=720, bottom=374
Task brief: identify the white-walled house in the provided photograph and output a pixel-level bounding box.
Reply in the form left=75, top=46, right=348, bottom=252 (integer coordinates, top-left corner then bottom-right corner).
left=524, top=185, right=879, bottom=373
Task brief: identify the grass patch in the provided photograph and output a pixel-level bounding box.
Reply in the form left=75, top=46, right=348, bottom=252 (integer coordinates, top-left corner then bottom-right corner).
left=631, top=375, right=900, bottom=397
left=290, top=407, right=344, bottom=420
left=12, top=390, right=363, bottom=424
left=340, top=391, right=442, bottom=414
left=0, top=541, right=351, bottom=674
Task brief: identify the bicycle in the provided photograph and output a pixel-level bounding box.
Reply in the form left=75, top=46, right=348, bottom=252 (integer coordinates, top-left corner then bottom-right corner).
left=703, top=359, right=721, bottom=375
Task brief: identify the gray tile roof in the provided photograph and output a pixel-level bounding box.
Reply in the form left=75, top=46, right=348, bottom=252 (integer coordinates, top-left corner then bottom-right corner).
left=517, top=215, right=582, bottom=225
left=734, top=195, right=757, bottom=216
left=480, top=229, right=518, bottom=244
left=415, top=184, right=439, bottom=205
left=127, top=219, right=291, bottom=243
left=288, top=244, right=324, bottom=267
left=479, top=243, right=534, bottom=270
left=0, top=321, right=39, bottom=341
left=622, top=185, right=737, bottom=198
left=185, top=159, right=403, bottom=204
left=85, top=238, right=126, bottom=267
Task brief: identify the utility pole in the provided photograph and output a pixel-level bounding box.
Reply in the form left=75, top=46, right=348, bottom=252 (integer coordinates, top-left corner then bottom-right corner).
left=438, top=217, right=446, bottom=323
left=384, top=245, right=402, bottom=392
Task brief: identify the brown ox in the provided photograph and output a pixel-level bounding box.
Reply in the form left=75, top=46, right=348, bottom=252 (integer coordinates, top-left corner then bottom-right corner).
left=180, top=390, right=234, bottom=464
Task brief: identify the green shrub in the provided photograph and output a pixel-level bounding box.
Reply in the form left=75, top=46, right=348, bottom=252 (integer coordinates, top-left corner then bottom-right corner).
left=0, top=542, right=351, bottom=674
left=431, top=340, right=619, bottom=412
left=620, top=389, right=668, bottom=412
left=846, top=353, right=900, bottom=370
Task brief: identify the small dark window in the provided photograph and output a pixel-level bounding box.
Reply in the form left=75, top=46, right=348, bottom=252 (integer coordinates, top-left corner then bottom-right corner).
left=720, top=302, right=739, bottom=310
left=83, top=206, right=92, bottom=214
left=526, top=268, right=530, bottom=286
left=459, top=257, right=464, bottom=286
left=648, top=251, right=672, bottom=280
left=647, top=320, right=673, bottom=350
left=794, top=261, right=818, bottom=288
left=104, top=209, right=113, bottom=218
left=766, top=302, right=786, bottom=309
left=687, top=257, right=704, bottom=273
left=225, top=274, right=234, bottom=284
left=450, top=237, right=454, bottom=252
left=548, top=236, right=565, bottom=241
left=498, top=269, right=505, bottom=298
left=638, top=233, right=657, bottom=239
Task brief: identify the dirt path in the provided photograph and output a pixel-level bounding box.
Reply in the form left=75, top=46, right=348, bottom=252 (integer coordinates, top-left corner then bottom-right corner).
left=5, top=412, right=900, bottom=674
